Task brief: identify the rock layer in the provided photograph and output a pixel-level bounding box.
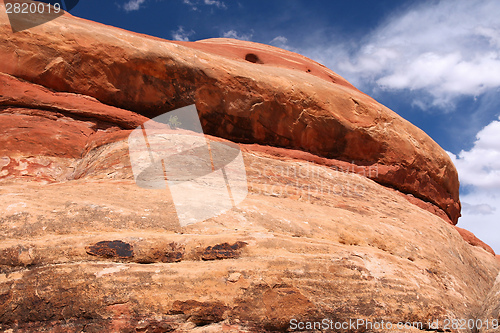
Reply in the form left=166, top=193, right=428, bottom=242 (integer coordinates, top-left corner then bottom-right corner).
left=0, top=72, right=148, bottom=182
left=0, top=3, right=497, bottom=332
left=0, top=3, right=460, bottom=223
left=0, top=76, right=498, bottom=332
left=0, top=143, right=498, bottom=333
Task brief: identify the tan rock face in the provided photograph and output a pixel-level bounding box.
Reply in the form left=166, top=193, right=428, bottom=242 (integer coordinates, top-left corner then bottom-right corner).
left=1, top=3, right=498, bottom=332
left=0, top=4, right=460, bottom=223
left=0, top=143, right=498, bottom=332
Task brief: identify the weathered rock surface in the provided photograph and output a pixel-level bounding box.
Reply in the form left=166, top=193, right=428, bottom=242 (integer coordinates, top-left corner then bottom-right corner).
left=478, top=273, right=500, bottom=333
left=0, top=72, right=148, bottom=183
left=0, top=3, right=460, bottom=223
left=0, top=142, right=498, bottom=332
left=1, top=3, right=499, bottom=333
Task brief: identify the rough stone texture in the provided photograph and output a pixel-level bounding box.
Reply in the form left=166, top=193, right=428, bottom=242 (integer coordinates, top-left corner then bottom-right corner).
left=0, top=3, right=460, bottom=223
left=0, top=72, right=148, bottom=183
left=0, top=144, right=498, bottom=332
left=478, top=273, right=500, bottom=333
left=0, top=3, right=498, bottom=332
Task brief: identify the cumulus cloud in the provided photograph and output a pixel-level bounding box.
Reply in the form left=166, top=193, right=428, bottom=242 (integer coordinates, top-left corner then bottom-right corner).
left=448, top=118, right=500, bottom=189
left=123, top=0, right=146, bottom=12
left=171, top=26, right=195, bottom=41
left=447, top=117, right=500, bottom=252
left=302, top=0, right=500, bottom=110
left=462, top=203, right=496, bottom=215
left=458, top=191, right=500, bottom=254
left=222, top=30, right=253, bottom=41
left=335, top=0, right=500, bottom=252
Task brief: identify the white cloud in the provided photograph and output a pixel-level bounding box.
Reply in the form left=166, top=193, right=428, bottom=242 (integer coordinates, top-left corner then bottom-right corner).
left=182, top=0, right=198, bottom=10
left=448, top=119, right=500, bottom=189
left=269, top=36, right=291, bottom=50
left=171, top=26, right=195, bottom=41
left=222, top=30, right=253, bottom=41
left=182, top=0, right=226, bottom=10
left=447, top=116, right=500, bottom=253
left=123, top=0, right=146, bottom=12
left=300, top=0, right=500, bottom=110
left=203, top=0, right=226, bottom=9
left=455, top=190, right=500, bottom=254
left=462, top=203, right=496, bottom=215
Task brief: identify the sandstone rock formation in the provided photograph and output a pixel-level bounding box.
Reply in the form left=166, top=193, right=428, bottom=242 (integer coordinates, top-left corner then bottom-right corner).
left=0, top=71, right=148, bottom=182
left=0, top=3, right=460, bottom=223
left=0, top=3, right=499, bottom=332
left=1, top=138, right=498, bottom=332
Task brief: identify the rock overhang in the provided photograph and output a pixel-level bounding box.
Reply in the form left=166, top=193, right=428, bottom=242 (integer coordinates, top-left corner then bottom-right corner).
left=0, top=6, right=460, bottom=223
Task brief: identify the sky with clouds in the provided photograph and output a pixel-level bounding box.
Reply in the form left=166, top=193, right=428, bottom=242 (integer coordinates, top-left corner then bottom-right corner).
left=70, top=0, right=500, bottom=252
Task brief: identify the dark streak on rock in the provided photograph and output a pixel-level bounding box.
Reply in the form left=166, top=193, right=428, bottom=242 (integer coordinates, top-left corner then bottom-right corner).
left=86, top=240, right=134, bottom=259
left=201, top=241, right=247, bottom=261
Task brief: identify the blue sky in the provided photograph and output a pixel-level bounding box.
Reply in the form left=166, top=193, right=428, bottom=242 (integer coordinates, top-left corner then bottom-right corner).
left=69, top=0, right=500, bottom=252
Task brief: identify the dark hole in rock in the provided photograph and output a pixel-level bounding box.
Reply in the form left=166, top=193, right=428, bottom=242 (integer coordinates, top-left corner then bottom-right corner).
left=86, top=240, right=134, bottom=259
left=245, top=53, right=262, bottom=64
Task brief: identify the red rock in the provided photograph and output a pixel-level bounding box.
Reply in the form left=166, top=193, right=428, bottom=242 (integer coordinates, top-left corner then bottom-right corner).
left=0, top=72, right=147, bottom=132
left=0, top=6, right=460, bottom=223
left=2, top=4, right=498, bottom=332
left=176, top=38, right=357, bottom=90
left=454, top=226, right=495, bottom=255
left=0, top=72, right=148, bottom=181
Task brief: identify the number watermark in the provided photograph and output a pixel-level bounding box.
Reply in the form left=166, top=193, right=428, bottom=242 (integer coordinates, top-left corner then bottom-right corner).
left=4, top=0, right=80, bottom=32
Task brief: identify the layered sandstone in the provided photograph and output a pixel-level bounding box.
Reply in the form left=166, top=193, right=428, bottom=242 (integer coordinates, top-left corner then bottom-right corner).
left=0, top=137, right=498, bottom=332
left=0, top=3, right=498, bottom=332
left=0, top=2, right=460, bottom=223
